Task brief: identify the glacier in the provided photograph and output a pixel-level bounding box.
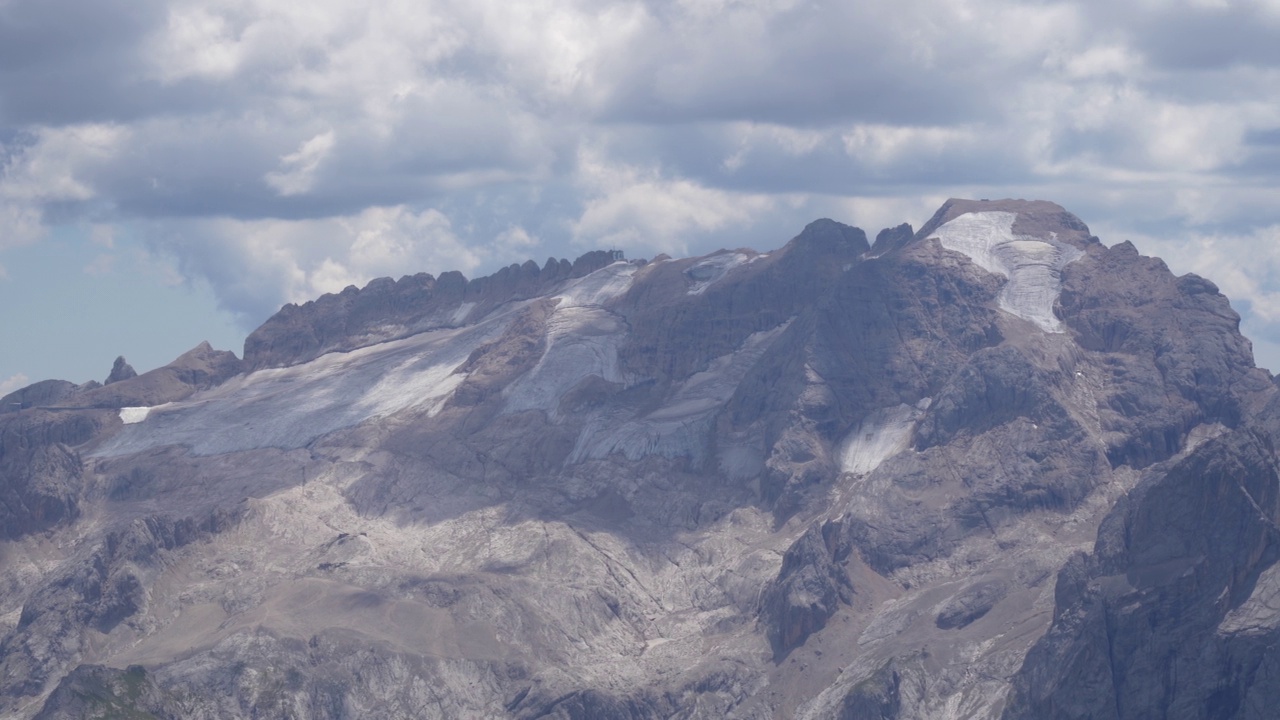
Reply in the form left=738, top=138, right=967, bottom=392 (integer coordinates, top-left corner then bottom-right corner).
left=930, top=211, right=1083, bottom=332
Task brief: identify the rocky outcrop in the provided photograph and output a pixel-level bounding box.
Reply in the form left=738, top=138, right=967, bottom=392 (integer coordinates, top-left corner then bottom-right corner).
left=836, top=661, right=902, bottom=720
left=1003, top=412, right=1280, bottom=719
left=104, top=356, right=137, bottom=385
left=32, top=665, right=172, bottom=720
left=934, top=579, right=1007, bottom=630
left=616, top=219, right=868, bottom=386
left=0, top=440, right=82, bottom=540
left=870, top=223, right=913, bottom=256
left=242, top=251, right=620, bottom=371
left=2, top=508, right=243, bottom=701
left=7, top=198, right=1280, bottom=720
left=760, top=519, right=854, bottom=658
left=0, top=380, right=77, bottom=413
left=0, top=405, right=111, bottom=539
left=79, top=341, right=242, bottom=408
left=1056, top=240, right=1270, bottom=467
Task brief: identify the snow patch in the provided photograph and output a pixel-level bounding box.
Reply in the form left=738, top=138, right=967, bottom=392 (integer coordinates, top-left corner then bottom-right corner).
left=555, top=262, right=637, bottom=308
left=503, top=306, right=629, bottom=416
left=569, top=321, right=792, bottom=464
left=684, top=252, right=759, bottom=295
left=450, top=302, right=475, bottom=325
left=93, top=310, right=517, bottom=457
left=839, top=402, right=929, bottom=476
left=502, top=263, right=642, bottom=417
left=119, top=407, right=153, bottom=424
left=931, top=211, right=1083, bottom=333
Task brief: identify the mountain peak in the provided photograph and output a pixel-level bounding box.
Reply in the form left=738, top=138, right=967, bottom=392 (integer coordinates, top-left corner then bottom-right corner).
left=916, top=198, right=1097, bottom=248
left=7, top=198, right=1280, bottom=719
left=788, top=217, right=869, bottom=254
left=908, top=198, right=1101, bottom=333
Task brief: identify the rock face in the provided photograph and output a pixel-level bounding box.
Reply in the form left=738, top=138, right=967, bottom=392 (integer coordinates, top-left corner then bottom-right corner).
left=0, top=380, right=77, bottom=413
left=241, top=251, right=619, bottom=371
left=104, top=357, right=137, bottom=385
left=1002, top=403, right=1280, bottom=719
left=4, top=198, right=1279, bottom=719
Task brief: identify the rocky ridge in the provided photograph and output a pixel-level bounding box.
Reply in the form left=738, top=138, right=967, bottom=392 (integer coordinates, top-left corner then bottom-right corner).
left=1, top=198, right=1277, bottom=719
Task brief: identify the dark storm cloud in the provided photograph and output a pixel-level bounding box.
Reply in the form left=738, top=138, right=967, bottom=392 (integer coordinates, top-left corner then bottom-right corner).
left=593, top=1, right=1027, bottom=128
left=1102, top=3, right=1280, bottom=71
left=0, top=0, right=225, bottom=125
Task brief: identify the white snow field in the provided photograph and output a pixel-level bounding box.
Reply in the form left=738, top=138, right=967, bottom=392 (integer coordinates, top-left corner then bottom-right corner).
left=502, top=305, right=630, bottom=416
left=96, top=263, right=641, bottom=458
left=838, top=401, right=930, bottom=476
left=931, top=211, right=1083, bottom=332
left=95, top=258, right=783, bottom=468
left=684, top=252, right=761, bottom=295
left=568, top=321, right=792, bottom=464
left=503, top=262, right=637, bottom=415
left=119, top=406, right=158, bottom=424
left=555, top=260, right=637, bottom=308
left=93, top=308, right=519, bottom=458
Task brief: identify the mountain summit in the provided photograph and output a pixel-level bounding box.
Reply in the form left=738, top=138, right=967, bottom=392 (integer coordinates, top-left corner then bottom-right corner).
left=3, top=199, right=1279, bottom=719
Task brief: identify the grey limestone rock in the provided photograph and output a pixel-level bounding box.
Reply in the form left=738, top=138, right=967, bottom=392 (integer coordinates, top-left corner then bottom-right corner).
left=0, top=380, right=77, bottom=413
left=7, top=198, right=1280, bottom=720
left=81, top=341, right=242, bottom=409
left=761, top=519, right=855, bottom=659
left=104, top=356, right=137, bottom=385
left=1002, top=399, right=1280, bottom=719
left=242, top=251, right=616, bottom=371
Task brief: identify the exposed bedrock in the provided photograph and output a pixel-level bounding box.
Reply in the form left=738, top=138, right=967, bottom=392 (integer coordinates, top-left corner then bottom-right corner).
left=0, top=406, right=113, bottom=539
left=1004, top=413, right=1280, bottom=719
left=8, top=198, right=1280, bottom=719
left=0, top=442, right=82, bottom=540
left=1055, top=239, right=1269, bottom=467
left=104, top=356, right=137, bottom=385
left=760, top=519, right=855, bottom=659
left=0, top=380, right=78, bottom=414
left=835, top=661, right=903, bottom=720
left=616, top=218, right=869, bottom=387
left=1, top=508, right=243, bottom=701
left=32, top=664, right=172, bottom=720
left=78, top=341, right=243, bottom=409
left=242, top=250, right=618, bottom=371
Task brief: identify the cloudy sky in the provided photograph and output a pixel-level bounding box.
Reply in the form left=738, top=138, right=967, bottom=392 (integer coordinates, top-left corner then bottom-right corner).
left=3, top=0, right=1280, bottom=392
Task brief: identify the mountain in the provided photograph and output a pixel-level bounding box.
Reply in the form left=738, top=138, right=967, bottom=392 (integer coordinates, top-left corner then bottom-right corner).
left=2, top=198, right=1278, bottom=719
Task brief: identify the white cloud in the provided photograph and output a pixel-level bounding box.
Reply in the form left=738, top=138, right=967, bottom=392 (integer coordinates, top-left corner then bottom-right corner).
left=841, top=124, right=976, bottom=167
left=572, top=148, right=776, bottom=255
left=722, top=123, right=830, bottom=171
left=90, top=224, right=116, bottom=249
left=151, top=3, right=246, bottom=82
left=148, top=205, right=483, bottom=321
left=1, top=0, right=1279, bottom=373
left=0, top=202, right=45, bottom=249
left=0, top=124, right=125, bottom=246
left=265, top=130, right=335, bottom=196
left=494, top=225, right=540, bottom=253
left=1, top=124, right=125, bottom=202
left=0, top=373, right=30, bottom=397
left=1046, top=44, right=1144, bottom=80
